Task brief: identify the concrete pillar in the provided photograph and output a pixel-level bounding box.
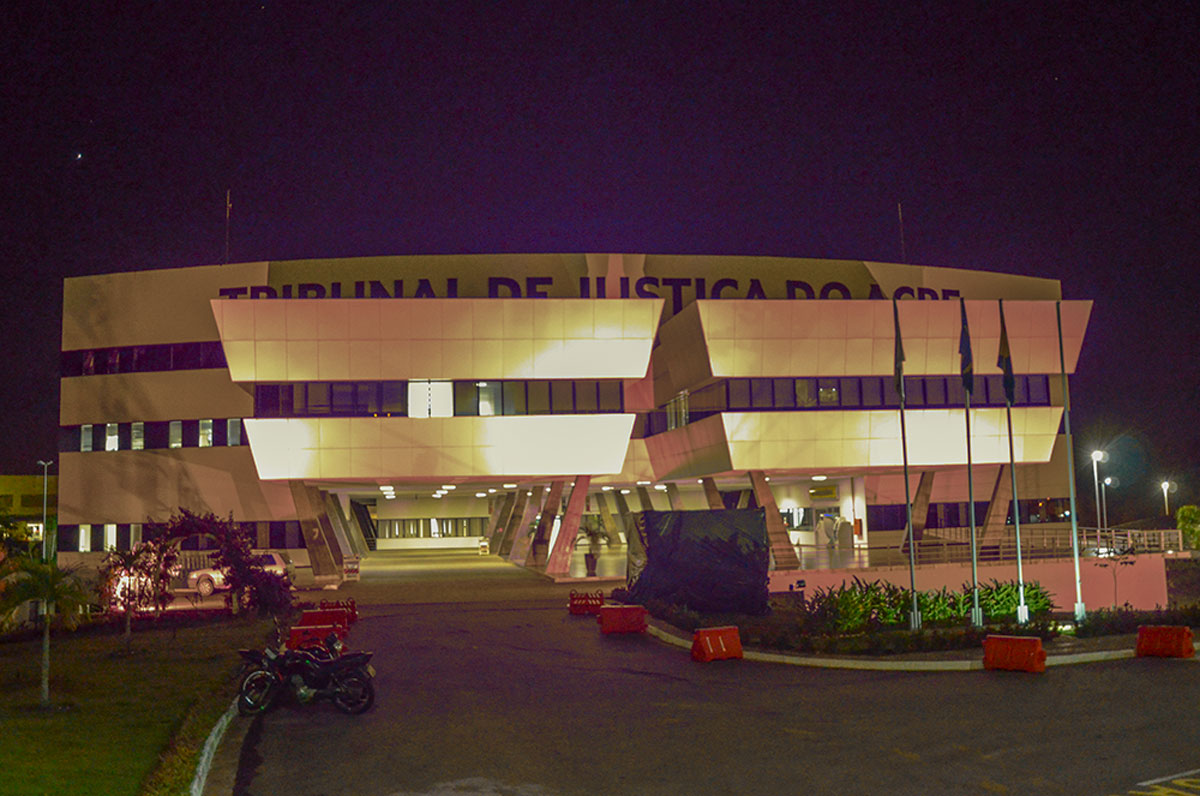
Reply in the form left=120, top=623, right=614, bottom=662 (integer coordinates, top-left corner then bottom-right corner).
left=616, top=490, right=647, bottom=582
left=507, top=485, right=546, bottom=563
left=736, top=489, right=752, bottom=509
left=980, top=465, right=1012, bottom=543
left=701, top=477, right=724, bottom=510
left=594, top=492, right=622, bottom=544
left=288, top=482, right=341, bottom=578
left=546, top=476, right=591, bottom=575
left=665, top=482, right=685, bottom=511
left=910, top=471, right=936, bottom=542
left=523, top=480, right=566, bottom=567
left=636, top=485, right=655, bottom=512
left=486, top=491, right=517, bottom=550
left=496, top=489, right=530, bottom=556
left=748, top=470, right=800, bottom=569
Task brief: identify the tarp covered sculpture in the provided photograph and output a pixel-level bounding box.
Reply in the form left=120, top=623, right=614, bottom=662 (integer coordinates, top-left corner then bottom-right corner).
left=626, top=509, right=769, bottom=615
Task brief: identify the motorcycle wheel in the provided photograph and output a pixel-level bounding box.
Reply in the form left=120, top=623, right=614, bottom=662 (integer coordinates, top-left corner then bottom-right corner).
left=332, top=671, right=374, bottom=715
left=237, top=669, right=279, bottom=716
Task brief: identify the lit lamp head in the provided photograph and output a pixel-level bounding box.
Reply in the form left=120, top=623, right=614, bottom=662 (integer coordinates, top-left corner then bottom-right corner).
left=1091, top=450, right=1105, bottom=463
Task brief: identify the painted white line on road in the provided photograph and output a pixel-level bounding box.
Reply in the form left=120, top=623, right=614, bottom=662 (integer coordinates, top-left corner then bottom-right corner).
left=1138, top=767, right=1200, bottom=786
left=190, top=698, right=237, bottom=796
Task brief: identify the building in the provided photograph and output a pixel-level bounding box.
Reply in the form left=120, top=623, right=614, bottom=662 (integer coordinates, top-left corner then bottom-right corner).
left=0, top=475, right=57, bottom=542
left=57, top=254, right=1090, bottom=580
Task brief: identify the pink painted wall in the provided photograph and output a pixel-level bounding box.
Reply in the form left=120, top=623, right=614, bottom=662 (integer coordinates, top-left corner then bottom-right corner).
left=769, top=554, right=1173, bottom=612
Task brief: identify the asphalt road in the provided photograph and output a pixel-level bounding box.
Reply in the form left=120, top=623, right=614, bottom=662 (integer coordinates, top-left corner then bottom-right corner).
left=221, top=553, right=1200, bottom=796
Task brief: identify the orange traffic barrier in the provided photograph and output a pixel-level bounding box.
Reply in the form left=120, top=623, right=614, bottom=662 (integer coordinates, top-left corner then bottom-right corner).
left=286, top=623, right=349, bottom=650
left=598, top=605, right=647, bottom=634
left=320, top=599, right=358, bottom=624
left=299, top=608, right=353, bottom=628
left=692, top=626, right=743, bottom=662
left=569, top=590, right=605, bottom=616
left=1136, top=625, right=1195, bottom=658
left=983, top=635, right=1046, bottom=673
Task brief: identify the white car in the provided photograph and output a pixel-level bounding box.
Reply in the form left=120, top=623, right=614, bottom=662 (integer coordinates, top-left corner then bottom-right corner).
left=187, top=551, right=296, bottom=597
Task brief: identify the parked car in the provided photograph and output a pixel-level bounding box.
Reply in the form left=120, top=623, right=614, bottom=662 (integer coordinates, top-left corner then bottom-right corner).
left=187, top=551, right=296, bottom=597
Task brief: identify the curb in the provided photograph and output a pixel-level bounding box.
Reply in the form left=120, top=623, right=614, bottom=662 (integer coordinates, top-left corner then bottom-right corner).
left=645, top=624, right=1165, bottom=672
left=190, top=699, right=237, bottom=796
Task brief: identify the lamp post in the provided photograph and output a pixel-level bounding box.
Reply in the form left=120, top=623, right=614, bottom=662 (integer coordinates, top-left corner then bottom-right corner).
left=1091, top=450, right=1104, bottom=539
left=36, top=460, right=53, bottom=562
left=1162, top=481, right=1171, bottom=517
left=1101, top=476, right=1111, bottom=530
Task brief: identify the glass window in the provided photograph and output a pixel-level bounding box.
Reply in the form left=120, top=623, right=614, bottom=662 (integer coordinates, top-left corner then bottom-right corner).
left=81, top=424, right=93, bottom=452
left=78, top=524, right=91, bottom=553
left=169, top=420, right=182, bottom=449
left=1013, top=375, right=1029, bottom=405
left=130, top=523, right=142, bottom=547
left=105, top=423, right=118, bottom=451
left=550, top=381, right=573, bottom=413
left=985, top=375, right=1006, bottom=405
left=227, top=418, right=241, bottom=446
left=795, top=379, right=818, bottom=408
left=574, top=381, right=598, bottom=413
left=838, top=378, right=861, bottom=407
left=198, top=419, right=213, bottom=447
left=307, top=383, right=331, bottom=415
left=527, top=381, right=550, bottom=414
left=454, top=382, right=479, bottom=416
left=861, top=377, right=883, bottom=407
left=750, top=378, right=773, bottom=408
left=356, top=383, right=379, bottom=414
left=924, top=377, right=947, bottom=407
left=597, top=381, right=622, bottom=412
left=104, top=523, right=117, bottom=550
left=106, top=349, right=120, bottom=373
left=331, top=383, right=356, bottom=415
left=477, top=382, right=500, bottom=416
left=882, top=376, right=901, bottom=407
left=255, top=385, right=280, bottom=417
left=773, top=379, right=796, bottom=409
left=429, top=381, right=453, bottom=417
left=502, top=382, right=526, bottom=415
left=817, top=379, right=839, bottom=406
left=1028, top=375, right=1049, bottom=405
left=904, top=377, right=925, bottom=406
left=381, top=383, right=406, bottom=416
left=728, top=379, right=751, bottom=409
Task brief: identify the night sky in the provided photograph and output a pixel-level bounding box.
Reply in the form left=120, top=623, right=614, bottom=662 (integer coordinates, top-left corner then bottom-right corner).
left=3, top=2, right=1197, bottom=524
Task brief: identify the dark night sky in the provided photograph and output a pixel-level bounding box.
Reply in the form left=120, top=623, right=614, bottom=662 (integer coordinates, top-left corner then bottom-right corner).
left=2, top=1, right=1197, bottom=523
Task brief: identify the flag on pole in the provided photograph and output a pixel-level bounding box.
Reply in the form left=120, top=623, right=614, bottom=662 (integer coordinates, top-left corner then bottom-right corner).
left=959, top=298, right=974, bottom=394
left=892, top=299, right=905, bottom=399
left=997, top=299, right=1015, bottom=403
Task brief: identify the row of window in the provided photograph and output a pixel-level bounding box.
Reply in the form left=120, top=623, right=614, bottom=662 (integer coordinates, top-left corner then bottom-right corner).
left=646, top=375, right=1052, bottom=435
left=61, top=419, right=246, bottom=453
left=867, top=498, right=1071, bottom=532
left=254, top=379, right=627, bottom=418
left=61, top=341, right=226, bottom=377
left=57, top=520, right=306, bottom=553
left=0, top=494, right=51, bottom=509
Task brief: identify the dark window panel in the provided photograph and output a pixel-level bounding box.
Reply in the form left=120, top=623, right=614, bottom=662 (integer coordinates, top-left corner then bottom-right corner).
left=575, top=380, right=598, bottom=413
left=143, top=421, right=170, bottom=449
left=255, top=385, right=280, bottom=417
left=924, top=377, right=947, bottom=407
left=61, top=351, right=83, bottom=377
left=750, top=378, right=773, bottom=408
left=839, top=378, right=861, bottom=407
left=527, top=381, right=550, bottom=414
left=453, top=381, right=479, bottom=416
left=861, top=377, right=883, bottom=407
left=550, top=381, right=573, bottom=413
left=795, top=378, right=818, bottom=407
left=597, top=381, right=623, bottom=412
left=728, top=379, right=751, bottom=409
left=381, top=382, right=406, bottom=416
left=330, top=383, right=356, bottom=415
left=773, top=379, right=796, bottom=409
left=817, top=378, right=840, bottom=407
left=1028, top=375, right=1049, bottom=405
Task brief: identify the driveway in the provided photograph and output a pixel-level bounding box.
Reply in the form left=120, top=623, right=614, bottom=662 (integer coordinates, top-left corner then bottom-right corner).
left=226, top=582, right=1200, bottom=795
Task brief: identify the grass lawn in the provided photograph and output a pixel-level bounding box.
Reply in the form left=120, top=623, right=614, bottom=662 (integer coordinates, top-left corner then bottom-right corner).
left=0, top=613, right=273, bottom=796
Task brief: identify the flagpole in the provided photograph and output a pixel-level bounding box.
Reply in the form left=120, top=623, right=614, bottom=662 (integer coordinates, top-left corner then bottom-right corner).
left=1057, top=301, right=1086, bottom=621
left=959, top=299, right=982, bottom=627
left=894, top=299, right=920, bottom=630
left=998, top=299, right=1029, bottom=624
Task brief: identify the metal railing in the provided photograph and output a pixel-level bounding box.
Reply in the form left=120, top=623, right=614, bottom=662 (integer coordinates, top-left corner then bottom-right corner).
left=791, top=527, right=1183, bottom=571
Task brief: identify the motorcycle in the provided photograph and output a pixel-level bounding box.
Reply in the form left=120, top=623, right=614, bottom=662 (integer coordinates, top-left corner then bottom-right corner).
left=236, top=634, right=375, bottom=716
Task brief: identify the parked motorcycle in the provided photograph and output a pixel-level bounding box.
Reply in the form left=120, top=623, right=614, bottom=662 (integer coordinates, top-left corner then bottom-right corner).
left=236, top=635, right=375, bottom=715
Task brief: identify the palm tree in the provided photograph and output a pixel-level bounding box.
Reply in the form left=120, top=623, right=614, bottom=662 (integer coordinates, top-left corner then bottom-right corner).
left=0, top=556, right=91, bottom=708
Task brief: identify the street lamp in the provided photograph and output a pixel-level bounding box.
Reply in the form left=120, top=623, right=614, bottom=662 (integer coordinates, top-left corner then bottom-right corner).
left=1090, top=450, right=1105, bottom=536
left=36, top=460, right=53, bottom=562
left=1101, top=476, right=1112, bottom=531
left=1162, top=481, right=1171, bottom=517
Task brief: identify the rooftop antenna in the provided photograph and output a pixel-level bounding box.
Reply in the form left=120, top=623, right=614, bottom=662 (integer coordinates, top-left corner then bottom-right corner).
left=224, top=188, right=232, bottom=264
left=897, top=202, right=908, bottom=263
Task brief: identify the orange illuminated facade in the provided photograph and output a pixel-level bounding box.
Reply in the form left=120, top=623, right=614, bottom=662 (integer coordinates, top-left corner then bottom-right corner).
left=56, top=254, right=1090, bottom=577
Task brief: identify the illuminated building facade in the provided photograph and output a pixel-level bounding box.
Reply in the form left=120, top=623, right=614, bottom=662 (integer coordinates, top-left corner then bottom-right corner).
left=56, top=254, right=1090, bottom=578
